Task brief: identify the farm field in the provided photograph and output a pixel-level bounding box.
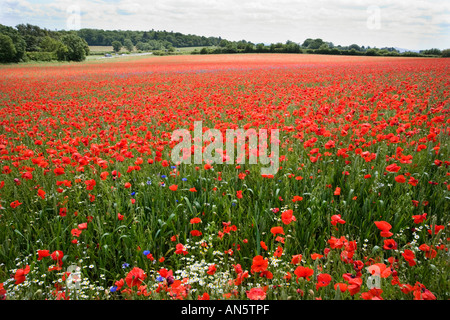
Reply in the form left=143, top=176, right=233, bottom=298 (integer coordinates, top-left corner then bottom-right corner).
left=0, top=54, right=448, bottom=300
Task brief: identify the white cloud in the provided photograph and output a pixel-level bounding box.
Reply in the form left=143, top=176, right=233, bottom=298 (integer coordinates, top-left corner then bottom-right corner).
left=0, top=0, right=448, bottom=49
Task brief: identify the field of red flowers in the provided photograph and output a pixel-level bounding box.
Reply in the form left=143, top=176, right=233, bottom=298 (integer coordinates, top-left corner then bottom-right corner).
left=0, top=54, right=448, bottom=300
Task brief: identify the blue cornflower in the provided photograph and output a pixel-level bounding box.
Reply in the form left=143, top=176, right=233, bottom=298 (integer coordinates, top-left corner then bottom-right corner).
left=131, top=191, right=136, bottom=196
left=110, top=286, right=117, bottom=293
left=161, top=175, right=167, bottom=179
left=171, top=166, right=177, bottom=169
left=122, top=262, right=130, bottom=269
left=147, top=180, right=152, bottom=185
left=143, top=250, right=150, bottom=256
left=156, top=276, right=164, bottom=282
left=182, top=178, right=187, bottom=181
left=232, top=202, right=236, bottom=206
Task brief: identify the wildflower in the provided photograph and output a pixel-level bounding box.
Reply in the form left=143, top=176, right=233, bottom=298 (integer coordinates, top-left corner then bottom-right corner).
left=14, top=265, right=30, bottom=284
left=175, top=243, right=188, bottom=255
left=10, top=200, right=22, bottom=208
left=316, top=273, right=332, bottom=291
left=383, top=239, right=397, bottom=250
left=37, top=250, right=50, bottom=260
left=333, top=187, right=341, bottom=196
left=386, top=163, right=401, bottom=172
left=294, top=266, right=314, bottom=282
left=190, top=217, right=202, bottom=224
left=374, top=221, right=393, bottom=237
left=270, top=226, right=285, bottom=236
left=125, top=267, right=146, bottom=288
left=207, top=264, right=217, bottom=275
left=260, top=241, right=268, bottom=251
left=402, top=249, right=416, bottom=266
left=251, top=255, right=268, bottom=273
left=347, top=277, right=363, bottom=296
left=412, top=213, right=427, bottom=224
left=281, top=209, right=296, bottom=225
left=331, top=214, right=345, bottom=226
left=246, top=287, right=267, bottom=300
left=274, top=246, right=283, bottom=258
left=198, top=292, right=210, bottom=300
left=291, top=254, right=302, bottom=265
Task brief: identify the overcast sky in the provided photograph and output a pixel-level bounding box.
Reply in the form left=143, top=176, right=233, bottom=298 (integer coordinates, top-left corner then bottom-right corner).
left=1, top=0, right=449, bottom=50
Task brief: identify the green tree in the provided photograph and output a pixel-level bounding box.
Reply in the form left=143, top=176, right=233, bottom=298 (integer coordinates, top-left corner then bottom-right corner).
left=39, top=36, right=62, bottom=52
left=60, top=34, right=89, bottom=61
left=421, top=48, right=441, bottom=56
left=349, top=44, right=362, bottom=51
left=112, top=40, right=122, bottom=53
left=0, top=24, right=26, bottom=62
left=442, top=49, right=450, bottom=57
left=123, top=39, right=133, bottom=52
left=0, top=34, right=17, bottom=63
left=304, top=38, right=324, bottom=49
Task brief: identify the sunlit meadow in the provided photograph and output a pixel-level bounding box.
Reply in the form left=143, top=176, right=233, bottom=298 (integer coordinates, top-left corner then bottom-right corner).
left=0, top=54, right=448, bottom=300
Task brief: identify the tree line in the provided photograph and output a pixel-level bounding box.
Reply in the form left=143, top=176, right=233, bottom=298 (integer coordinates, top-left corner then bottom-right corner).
left=1, top=23, right=449, bottom=63
left=0, top=24, right=89, bottom=63
left=193, top=38, right=450, bottom=58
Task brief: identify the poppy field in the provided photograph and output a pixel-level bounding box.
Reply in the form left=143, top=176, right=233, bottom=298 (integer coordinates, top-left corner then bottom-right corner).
left=0, top=54, right=449, bottom=300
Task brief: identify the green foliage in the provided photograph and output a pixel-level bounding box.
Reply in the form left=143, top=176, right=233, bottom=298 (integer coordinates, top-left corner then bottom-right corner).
left=26, top=51, right=57, bottom=61
left=441, top=49, right=450, bottom=57
left=39, top=36, right=62, bottom=52
left=60, top=34, right=89, bottom=61
left=0, top=24, right=26, bottom=62
left=123, top=39, right=134, bottom=52
left=0, top=34, right=17, bottom=63
left=112, top=40, right=122, bottom=53
left=421, top=48, right=442, bottom=56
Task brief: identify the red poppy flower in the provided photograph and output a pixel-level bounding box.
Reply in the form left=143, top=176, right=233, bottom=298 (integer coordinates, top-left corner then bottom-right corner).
left=331, top=214, right=345, bottom=226
left=37, top=250, right=50, bottom=260
left=402, top=249, right=416, bottom=266
left=383, top=239, right=397, bottom=250
left=10, top=200, right=22, bottom=208
left=294, top=266, right=314, bottom=282
left=412, top=213, right=427, bottom=224
left=198, top=292, right=210, bottom=300
left=374, top=221, right=393, bottom=237
left=274, top=246, right=283, bottom=258
left=125, top=267, right=146, bottom=288
left=290, top=254, right=302, bottom=265
left=14, top=265, right=30, bottom=284
left=207, top=264, right=217, bottom=275
left=260, top=241, right=268, bottom=251
left=37, top=188, right=46, bottom=199
left=246, top=287, right=266, bottom=300
left=333, top=187, right=341, bottom=196
left=281, top=209, right=296, bottom=225
left=251, top=255, right=268, bottom=273
left=386, top=163, right=401, bottom=172
left=270, top=226, right=285, bottom=236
